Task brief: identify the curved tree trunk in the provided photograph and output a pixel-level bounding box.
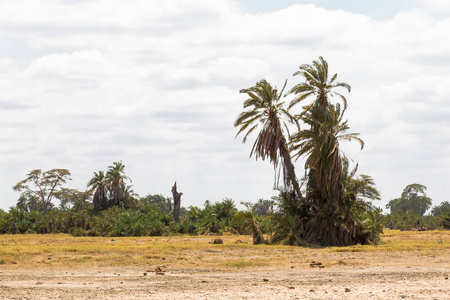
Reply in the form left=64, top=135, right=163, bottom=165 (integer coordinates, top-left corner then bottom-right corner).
left=171, top=182, right=183, bottom=223
left=279, top=142, right=303, bottom=201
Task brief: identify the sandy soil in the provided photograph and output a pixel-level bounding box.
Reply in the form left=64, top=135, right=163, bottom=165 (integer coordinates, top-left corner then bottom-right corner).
left=1, top=232, right=449, bottom=299
left=1, top=264, right=449, bottom=299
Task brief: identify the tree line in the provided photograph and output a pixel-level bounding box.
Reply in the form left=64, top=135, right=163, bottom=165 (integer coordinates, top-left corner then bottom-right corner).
left=2, top=160, right=450, bottom=238
left=1, top=186, right=449, bottom=239
left=3, top=57, right=450, bottom=244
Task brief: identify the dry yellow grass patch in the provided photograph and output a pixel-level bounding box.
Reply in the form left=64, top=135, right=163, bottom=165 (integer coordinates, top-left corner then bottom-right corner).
left=0, top=230, right=449, bottom=270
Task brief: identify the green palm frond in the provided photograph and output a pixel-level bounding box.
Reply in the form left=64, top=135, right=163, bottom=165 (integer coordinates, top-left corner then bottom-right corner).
left=235, top=79, right=302, bottom=199
left=288, top=56, right=351, bottom=119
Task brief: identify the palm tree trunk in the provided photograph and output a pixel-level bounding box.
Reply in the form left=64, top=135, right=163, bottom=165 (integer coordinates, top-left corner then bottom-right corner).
left=279, top=142, right=303, bottom=201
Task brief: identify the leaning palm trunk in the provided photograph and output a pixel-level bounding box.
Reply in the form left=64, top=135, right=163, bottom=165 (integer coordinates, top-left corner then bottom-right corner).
left=251, top=108, right=303, bottom=200
left=279, top=141, right=303, bottom=201
left=235, top=79, right=303, bottom=200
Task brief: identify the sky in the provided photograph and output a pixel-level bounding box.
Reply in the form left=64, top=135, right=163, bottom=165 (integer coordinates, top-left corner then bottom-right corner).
left=1, top=0, right=450, bottom=212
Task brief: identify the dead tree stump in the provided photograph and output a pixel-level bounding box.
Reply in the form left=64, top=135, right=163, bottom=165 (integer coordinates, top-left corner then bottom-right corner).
left=171, top=181, right=183, bottom=222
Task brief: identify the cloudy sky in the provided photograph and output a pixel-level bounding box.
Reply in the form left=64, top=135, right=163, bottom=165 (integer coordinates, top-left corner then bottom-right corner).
left=1, top=0, right=449, bottom=211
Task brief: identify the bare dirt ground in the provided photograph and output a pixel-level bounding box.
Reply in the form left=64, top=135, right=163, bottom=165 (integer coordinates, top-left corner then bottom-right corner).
left=1, top=265, right=449, bottom=300
left=1, top=232, right=449, bottom=299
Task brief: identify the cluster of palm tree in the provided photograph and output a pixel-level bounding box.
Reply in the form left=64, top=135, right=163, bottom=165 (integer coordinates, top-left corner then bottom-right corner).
left=235, top=57, right=381, bottom=246
left=87, top=161, right=138, bottom=210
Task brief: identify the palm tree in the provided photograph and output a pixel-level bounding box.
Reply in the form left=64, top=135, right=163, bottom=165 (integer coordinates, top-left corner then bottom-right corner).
left=283, top=57, right=371, bottom=246
left=106, top=161, right=131, bottom=207
left=218, top=198, right=237, bottom=219
left=290, top=104, right=364, bottom=207
left=87, top=171, right=108, bottom=210
left=340, top=159, right=383, bottom=245
left=287, top=56, right=353, bottom=208
left=288, top=56, right=351, bottom=122
left=234, top=79, right=302, bottom=199
left=341, top=160, right=380, bottom=203
left=287, top=105, right=365, bottom=246
left=16, top=196, right=29, bottom=212
left=431, top=201, right=450, bottom=216
left=289, top=56, right=354, bottom=202
left=121, top=184, right=139, bottom=208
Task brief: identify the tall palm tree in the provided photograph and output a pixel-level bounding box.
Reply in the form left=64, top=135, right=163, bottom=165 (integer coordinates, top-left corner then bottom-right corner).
left=234, top=79, right=302, bottom=199
left=288, top=56, right=351, bottom=121
left=290, top=104, right=364, bottom=207
left=288, top=56, right=353, bottom=206
left=284, top=57, right=371, bottom=246
left=87, top=171, right=108, bottom=210
left=106, top=161, right=131, bottom=207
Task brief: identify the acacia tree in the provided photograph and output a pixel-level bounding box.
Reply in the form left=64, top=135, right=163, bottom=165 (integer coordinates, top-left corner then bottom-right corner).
left=387, top=183, right=432, bottom=215
left=234, top=79, right=302, bottom=199
left=54, top=188, right=92, bottom=209
left=140, top=194, right=173, bottom=214
left=13, top=169, right=72, bottom=212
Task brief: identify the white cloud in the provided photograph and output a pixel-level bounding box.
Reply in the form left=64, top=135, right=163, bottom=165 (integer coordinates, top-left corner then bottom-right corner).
left=420, top=0, right=450, bottom=14
left=1, top=0, right=450, bottom=211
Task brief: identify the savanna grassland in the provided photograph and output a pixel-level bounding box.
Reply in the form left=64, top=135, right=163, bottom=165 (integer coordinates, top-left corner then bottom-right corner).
left=4, top=57, right=450, bottom=299
left=0, top=230, right=449, bottom=299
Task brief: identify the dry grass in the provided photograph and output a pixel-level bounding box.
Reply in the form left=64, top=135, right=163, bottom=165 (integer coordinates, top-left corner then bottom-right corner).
left=2, top=231, right=449, bottom=300
left=0, top=230, right=449, bottom=270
